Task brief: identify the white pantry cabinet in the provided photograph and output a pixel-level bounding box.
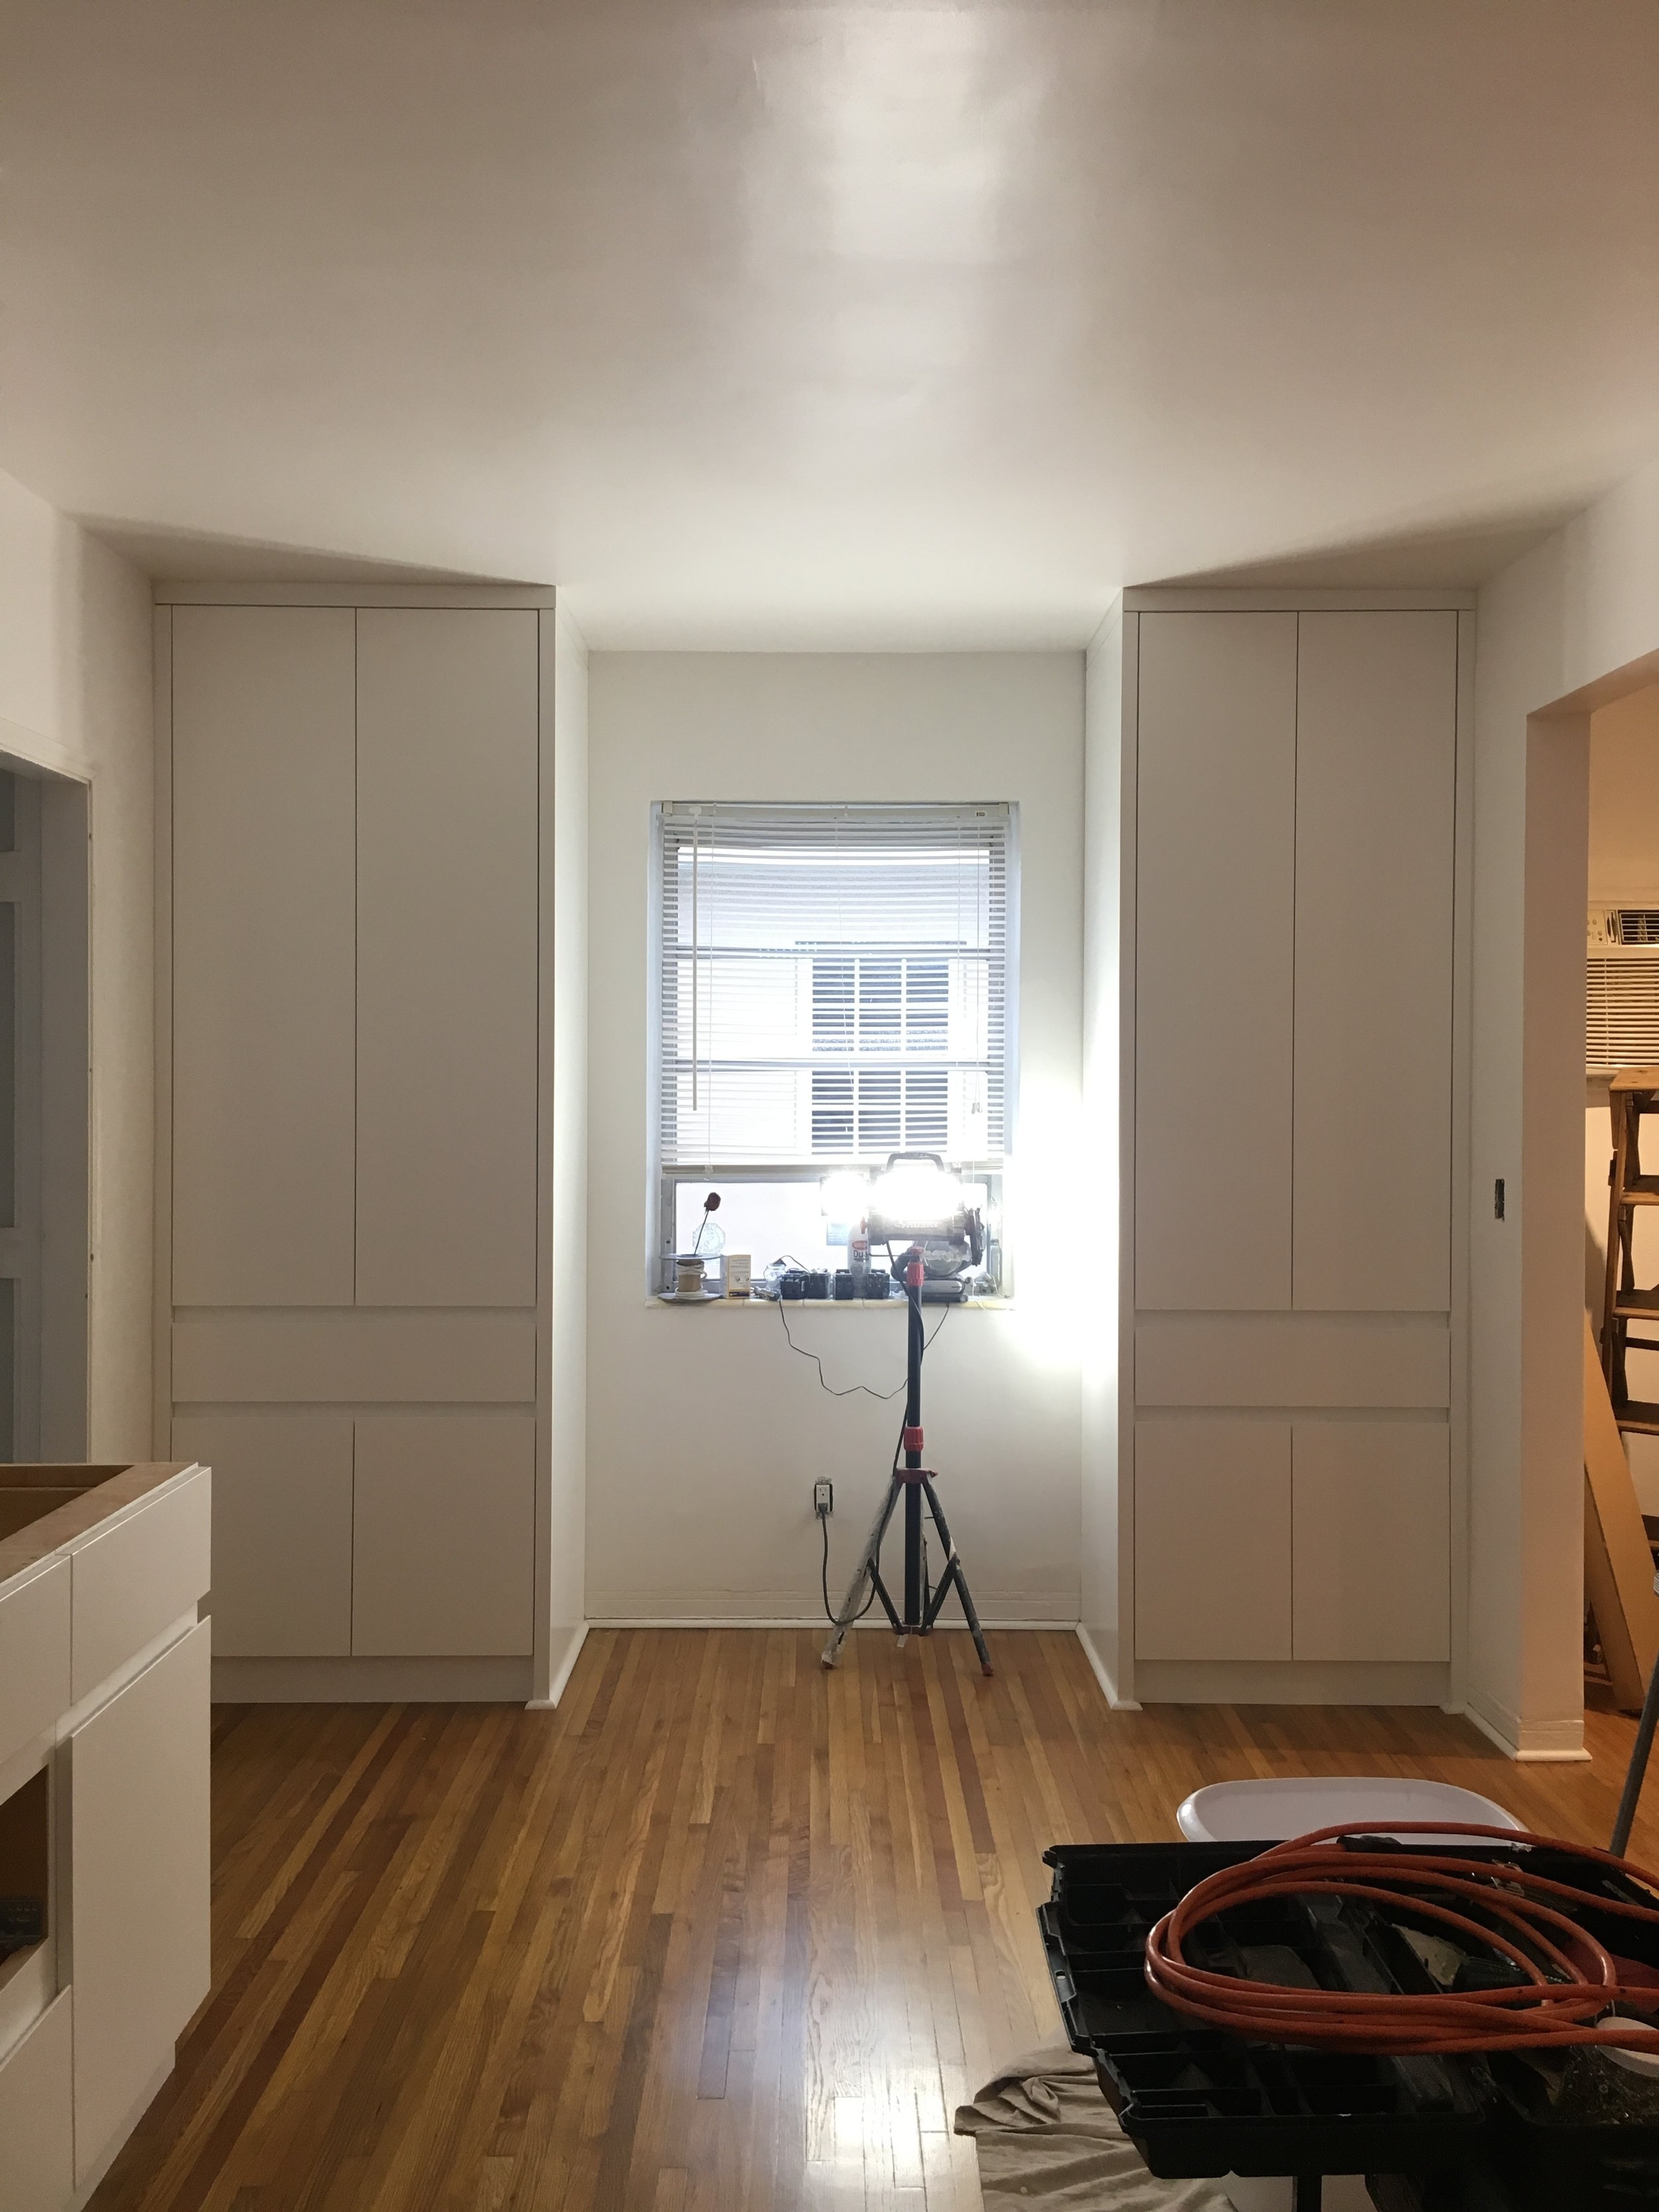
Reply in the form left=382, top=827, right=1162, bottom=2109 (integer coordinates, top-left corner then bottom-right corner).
left=1112, top=591, right=1469, bottom=1702
left=160, top=588, right=559, bottom=1695
left=171, top=607, right=358, bottom=1309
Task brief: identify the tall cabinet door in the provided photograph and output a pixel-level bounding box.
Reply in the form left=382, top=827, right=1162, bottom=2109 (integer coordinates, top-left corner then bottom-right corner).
left=354, top=611, right=540, bottom=1307
left=171, top=609, right=357, bottom=1307
left=1292, top=613, right=1457, bottom=1310
left=1135, top=614, right=1298, bottom=1311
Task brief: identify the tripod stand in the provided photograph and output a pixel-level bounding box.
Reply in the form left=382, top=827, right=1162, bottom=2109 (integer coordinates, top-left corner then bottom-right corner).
left=821, top=1246, right=993, bottom=1674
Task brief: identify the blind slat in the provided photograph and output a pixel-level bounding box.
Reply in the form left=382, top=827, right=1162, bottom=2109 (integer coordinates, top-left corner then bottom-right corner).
left=658, top=802, right=1012, bottom=1169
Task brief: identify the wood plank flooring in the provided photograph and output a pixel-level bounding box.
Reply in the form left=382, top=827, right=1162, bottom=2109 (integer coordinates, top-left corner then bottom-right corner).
left=88, top=1629, right=1659, bottom=2212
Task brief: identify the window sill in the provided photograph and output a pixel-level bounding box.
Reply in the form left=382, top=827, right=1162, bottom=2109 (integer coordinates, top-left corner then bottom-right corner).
left=648, top=1293, right=1015, bottom=1311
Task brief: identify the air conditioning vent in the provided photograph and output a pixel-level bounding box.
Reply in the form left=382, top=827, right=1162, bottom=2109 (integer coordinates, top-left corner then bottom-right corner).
left=1588, top=950, right=1659, bottom=1074
left=1589, top=903, right=1659, bottom=948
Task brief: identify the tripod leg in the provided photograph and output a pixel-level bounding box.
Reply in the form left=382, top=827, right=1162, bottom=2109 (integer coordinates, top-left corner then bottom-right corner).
left=920, top=1477, right=994, bottom=1676
left=822, top=1479, right=902, bottom=1670
left=1613, top=1636, right=1659, bottom=1854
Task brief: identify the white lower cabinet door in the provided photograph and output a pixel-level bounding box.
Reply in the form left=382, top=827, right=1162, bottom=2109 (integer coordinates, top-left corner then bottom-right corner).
left=351, top=1415, right=534, bottom=1657
left=0, top=1990, right=73, bottom=2212
left=172, top=1414, right=353, bottom=1656
left=69, top=1621, right=211, bottom=2185
left=1291, top=1420, right=1451, bottom=1662
left=1134, top=1419, right=1293, bottom=1661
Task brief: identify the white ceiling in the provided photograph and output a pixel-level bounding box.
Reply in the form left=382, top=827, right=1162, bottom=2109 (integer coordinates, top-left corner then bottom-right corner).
left=4, top=0, right=1659, bottom=646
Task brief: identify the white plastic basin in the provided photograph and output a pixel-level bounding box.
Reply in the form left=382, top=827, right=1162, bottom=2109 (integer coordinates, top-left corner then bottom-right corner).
left=1175, top=1775, right=1525, bottom=1845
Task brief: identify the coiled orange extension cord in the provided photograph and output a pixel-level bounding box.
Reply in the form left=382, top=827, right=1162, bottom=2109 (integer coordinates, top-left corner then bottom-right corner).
left=1143, top=1822, right=1659, bottom=2056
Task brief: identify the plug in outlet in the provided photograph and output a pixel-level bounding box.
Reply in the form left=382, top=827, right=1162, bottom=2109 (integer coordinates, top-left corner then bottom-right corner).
left=814, top=1479, right=833, bottom=1518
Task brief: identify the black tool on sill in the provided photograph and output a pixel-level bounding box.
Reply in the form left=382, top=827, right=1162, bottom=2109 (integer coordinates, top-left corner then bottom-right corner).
left=820, top=1241, right=993, bottom=1676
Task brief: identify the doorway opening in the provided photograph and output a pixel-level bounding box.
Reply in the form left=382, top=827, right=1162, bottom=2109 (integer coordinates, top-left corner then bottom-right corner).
left=0, top=756, right=90, bottom=1461
left=1580, top=684, right=1659, bottom=1708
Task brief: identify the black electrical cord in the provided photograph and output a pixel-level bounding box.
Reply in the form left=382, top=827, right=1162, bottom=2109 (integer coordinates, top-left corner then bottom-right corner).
left=776, top=1288, right=952, bottom=1398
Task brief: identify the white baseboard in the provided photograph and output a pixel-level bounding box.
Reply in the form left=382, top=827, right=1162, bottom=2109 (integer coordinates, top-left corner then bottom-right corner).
left=1076, top=1624, right=1139, bottom=1709
left=1463, top=1690, right=1591, bottom=1763
left=212, top=1655, right=534, bottom=1703
left=526, top=1621, right=588, bottom=1709
left=585, top=1615, right=1070, bottom=1632
left=585, top=1587, right=1079, bottom=1625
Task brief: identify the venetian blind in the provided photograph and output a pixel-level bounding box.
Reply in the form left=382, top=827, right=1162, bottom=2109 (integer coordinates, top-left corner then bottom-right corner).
left=657, top=802, right=1012, bottom=1169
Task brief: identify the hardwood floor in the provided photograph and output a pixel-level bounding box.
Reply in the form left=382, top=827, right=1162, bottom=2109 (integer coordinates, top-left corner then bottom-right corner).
left=88, top=1629, right=1659, bottom=2212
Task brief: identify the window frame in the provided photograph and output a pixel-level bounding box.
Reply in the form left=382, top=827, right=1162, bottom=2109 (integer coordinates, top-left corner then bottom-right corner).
left=646, top=800, right=1020, bottom=1296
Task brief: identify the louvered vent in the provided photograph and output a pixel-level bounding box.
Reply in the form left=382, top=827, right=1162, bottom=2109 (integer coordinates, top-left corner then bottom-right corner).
left=1588, top=946, right=1659, bottom=1074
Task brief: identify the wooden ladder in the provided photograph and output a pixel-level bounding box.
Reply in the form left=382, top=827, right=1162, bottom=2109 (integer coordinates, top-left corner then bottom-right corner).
left=1601, top=1067, right=1659, bottom=1436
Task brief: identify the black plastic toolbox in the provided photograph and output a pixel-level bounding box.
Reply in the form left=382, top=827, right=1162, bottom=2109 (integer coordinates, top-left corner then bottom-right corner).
left=1040, top=1842, right=1491, bottom=2181
left=1040, top=1838, right=1659, bottom=2209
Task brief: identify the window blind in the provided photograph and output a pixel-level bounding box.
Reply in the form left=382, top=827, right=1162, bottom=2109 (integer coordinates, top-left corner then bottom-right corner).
left=657, top=802, right=1012, bottom=1169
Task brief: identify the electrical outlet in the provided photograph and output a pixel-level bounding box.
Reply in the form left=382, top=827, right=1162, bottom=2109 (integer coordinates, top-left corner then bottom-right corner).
left=814, top=1479, right=833, bottom=1518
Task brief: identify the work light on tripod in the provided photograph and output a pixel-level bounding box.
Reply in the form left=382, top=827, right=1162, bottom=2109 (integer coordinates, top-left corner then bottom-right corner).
left=820, top=1154, right=993, bottom=1676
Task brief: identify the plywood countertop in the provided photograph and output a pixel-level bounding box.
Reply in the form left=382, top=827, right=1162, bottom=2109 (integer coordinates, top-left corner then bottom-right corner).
left=0, top=1463, right=202, bottom=1597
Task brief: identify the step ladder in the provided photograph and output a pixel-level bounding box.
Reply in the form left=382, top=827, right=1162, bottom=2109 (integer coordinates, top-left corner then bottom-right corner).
left=1600, top=1069, right=1659, bottom=1436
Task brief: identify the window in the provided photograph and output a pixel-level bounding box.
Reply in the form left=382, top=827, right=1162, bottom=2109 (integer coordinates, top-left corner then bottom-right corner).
left=653, top=802, right=1015, bottom=1289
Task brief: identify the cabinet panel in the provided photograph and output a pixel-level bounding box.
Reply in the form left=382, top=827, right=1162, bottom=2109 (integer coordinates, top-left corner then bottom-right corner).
left=351, top=1416, right=534, bottom=1656
left=1133, top=1418, right=1292, bottom=1660
left=70, top=1623, right=210, bottom=2183
left=1135, top=614, right=1297, bottom=1311
left=171, top=1309, right=535, bottom=1404
left=0, top=1562, right=68, bottom=1775
left=171, top=607, right=357, bottom=1306
left=171, top=1416, right=352, bottom=1658
left=1291, top=1420, right=1450, bottom=1662
left=1133, top=1313, right=1449, bottom=1410
left=69, top=1473, right=210, bottom=1703
left=1293, top=613, right=1457, bottom=1310
left=355, top=611, right=539, bottom=1307
left=0, top=1990, right=72, bottom=2212
left=69, top=1473, right=210, bottom=1704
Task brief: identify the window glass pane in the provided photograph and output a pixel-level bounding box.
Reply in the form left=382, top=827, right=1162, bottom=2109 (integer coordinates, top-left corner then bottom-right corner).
left=673, top=1180, right=850, bottom=1277
left=658, top=802, right=1011, bottom=1171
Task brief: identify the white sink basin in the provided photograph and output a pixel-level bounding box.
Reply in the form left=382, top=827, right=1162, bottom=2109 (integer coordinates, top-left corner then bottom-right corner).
left=1176, top=1775, right=1524, bottom=1845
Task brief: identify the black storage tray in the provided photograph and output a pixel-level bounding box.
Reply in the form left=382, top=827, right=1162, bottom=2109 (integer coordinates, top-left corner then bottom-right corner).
left=1437, top=1847, right=1659, bottom=2212
left=1041, top=1841, right=1493, bottom=2180
left=1042, top=1839, right=1659, bottom=2203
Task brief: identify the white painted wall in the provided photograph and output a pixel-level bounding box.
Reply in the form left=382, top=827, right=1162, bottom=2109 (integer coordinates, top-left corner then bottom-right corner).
left=0, top=468, right=152, bottom=1456
left=586, top=652, right=1084, bottom=1622
left=546, top=609, right=589, bottom=1690
left=1472, top=453, right=1659, bottom=1757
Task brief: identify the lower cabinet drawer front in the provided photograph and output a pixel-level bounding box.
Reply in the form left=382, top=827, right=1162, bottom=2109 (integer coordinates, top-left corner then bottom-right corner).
left=70, top=1621, right=211, bottom=2182
left=352, top=1414, right=535, bottom=1656
left=1291, top=1419, right=1451, bottom=1662
left=1134, top=1420, right=1293, bottom=1662
left=0, top=1990, right=74, bottom=2212
left=171, top=1414, right=352, bottom=1657
left=0, top=1562, right=70, bottom=1774
left=70, top=1471, right=210, bottom=1701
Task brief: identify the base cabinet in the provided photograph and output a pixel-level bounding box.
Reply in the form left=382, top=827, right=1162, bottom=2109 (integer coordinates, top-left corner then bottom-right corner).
left=0, top=1992, right=73, bottom=2212
left=68, top=1621, right=212, bottom=2183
